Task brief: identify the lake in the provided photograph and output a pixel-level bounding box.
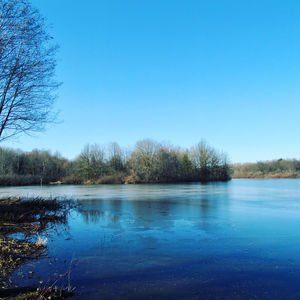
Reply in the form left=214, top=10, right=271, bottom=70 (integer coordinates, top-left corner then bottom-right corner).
left=1, top=179, right=300, bottom=299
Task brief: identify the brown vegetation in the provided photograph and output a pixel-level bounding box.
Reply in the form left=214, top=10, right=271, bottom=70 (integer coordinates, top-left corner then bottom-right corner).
left=0, top=197, right=74, bottom=299
left=232, top=159, right=300, bottom=179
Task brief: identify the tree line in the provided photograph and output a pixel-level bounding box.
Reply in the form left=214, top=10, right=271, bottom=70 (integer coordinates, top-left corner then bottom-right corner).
left=0, top=139, right=231, bottom=186
left=232, top=159, right=300, bottom=178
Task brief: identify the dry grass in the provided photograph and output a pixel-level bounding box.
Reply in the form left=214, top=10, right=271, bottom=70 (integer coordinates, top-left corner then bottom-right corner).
left=0, top=197, right=75, bottom=299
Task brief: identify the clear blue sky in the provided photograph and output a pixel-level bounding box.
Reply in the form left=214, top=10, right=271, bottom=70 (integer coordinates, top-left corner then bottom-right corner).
left=3, top=0, right=300, bottom=162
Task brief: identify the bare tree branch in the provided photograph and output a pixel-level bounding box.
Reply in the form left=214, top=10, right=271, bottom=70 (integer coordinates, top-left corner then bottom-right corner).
left=0, top=0, right=60, bottom=141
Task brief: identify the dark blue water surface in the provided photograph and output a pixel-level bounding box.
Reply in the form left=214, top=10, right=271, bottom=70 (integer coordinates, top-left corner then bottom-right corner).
left=2, top=179, right=300, bottom=299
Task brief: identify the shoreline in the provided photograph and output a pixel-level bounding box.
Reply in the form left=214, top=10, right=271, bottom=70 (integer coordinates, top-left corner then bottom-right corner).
left=1, top=177, right=300, bottom=188
left=0, top=197, right=74, bottom=299
left=232, top=176, right=300, bottom=179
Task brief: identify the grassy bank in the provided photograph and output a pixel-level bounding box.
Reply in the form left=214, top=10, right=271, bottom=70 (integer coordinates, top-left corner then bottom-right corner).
left=232, top=159, right=300, bottom=179
left=232, top=173, right=300, bottom=179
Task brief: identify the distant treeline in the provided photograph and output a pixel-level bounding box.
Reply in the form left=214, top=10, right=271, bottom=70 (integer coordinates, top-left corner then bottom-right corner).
left=232, top=159, right=300, bottom=178
left=0, top=139, right=231, bottom=186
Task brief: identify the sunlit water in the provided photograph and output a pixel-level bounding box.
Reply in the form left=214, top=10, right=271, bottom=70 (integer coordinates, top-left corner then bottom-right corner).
left=1, top=179, right=300, bottom=299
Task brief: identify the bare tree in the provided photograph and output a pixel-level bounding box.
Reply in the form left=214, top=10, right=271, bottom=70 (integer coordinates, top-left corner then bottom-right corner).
left=107, top=142, right=125, bottom=173
left=129, top=139, right=160, bottom=182
left=0, top=0, right=59, bottom=141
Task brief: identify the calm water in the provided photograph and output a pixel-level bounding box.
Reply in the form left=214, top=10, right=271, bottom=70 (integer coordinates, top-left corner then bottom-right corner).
left=2, top=179, right=300, bottom=299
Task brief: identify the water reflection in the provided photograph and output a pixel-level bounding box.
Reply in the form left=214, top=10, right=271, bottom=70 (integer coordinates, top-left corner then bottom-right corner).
left=76, top=188, right=229, bottom=235
left=2, top=180, right=300, bottom=299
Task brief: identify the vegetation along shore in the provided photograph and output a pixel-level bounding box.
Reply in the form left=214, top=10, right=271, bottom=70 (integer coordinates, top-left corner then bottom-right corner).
left=0, top=139, right=231, bottom=186
left=232, top=159, right=300, bottom=179
left=0, top=197, right=75, bottom=299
